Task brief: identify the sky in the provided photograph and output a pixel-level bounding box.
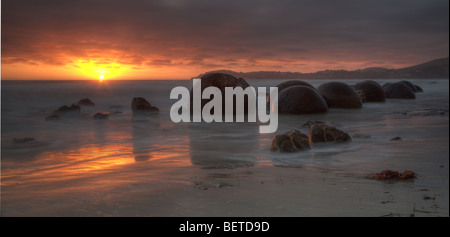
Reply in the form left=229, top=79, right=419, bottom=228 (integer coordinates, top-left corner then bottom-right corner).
left=1, top=0, right=449, bottom=80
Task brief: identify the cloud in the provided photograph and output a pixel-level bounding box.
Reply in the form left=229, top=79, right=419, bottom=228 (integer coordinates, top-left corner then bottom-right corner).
left=1, top=0, right=448, bottom=77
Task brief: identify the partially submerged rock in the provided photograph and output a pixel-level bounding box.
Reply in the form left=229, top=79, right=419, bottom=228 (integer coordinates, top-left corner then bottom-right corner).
left=368, top=170, right=416, bottom=181
left=13, top=137, right=35, bottom=143
left=278, top=86, right=328, bottom=114
left=317, top=82, right=363, bottom=108
left=131, top=97, right=159, bottom=115
left=271, top=130, right=311, bottom=152
left=390, top=136, right=402, bottom=141
left=77, top=98, right=95, bottom=106
left=309, top=124, right=352, bottom=144
left=93, top=112, right=109, bottom=119
left=56, top=104, right=81, bottom=113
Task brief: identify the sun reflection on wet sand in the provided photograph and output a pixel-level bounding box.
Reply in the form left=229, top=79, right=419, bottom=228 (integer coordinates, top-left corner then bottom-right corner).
left=1, top=138, right=192, bottom=192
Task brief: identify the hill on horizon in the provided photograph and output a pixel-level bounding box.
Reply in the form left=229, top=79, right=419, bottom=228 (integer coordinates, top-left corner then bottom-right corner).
left=196, top=57, right=449, bottom=80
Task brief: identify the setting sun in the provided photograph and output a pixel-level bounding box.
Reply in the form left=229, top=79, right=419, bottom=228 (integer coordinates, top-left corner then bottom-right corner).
left=99, top=74, right=105, bottom=80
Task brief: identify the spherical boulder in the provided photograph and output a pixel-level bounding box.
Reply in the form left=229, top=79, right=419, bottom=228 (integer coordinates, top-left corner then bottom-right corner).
left=278, top=86, right=328, bottom=114
left=317, top=82, right=362, bottom=108
left=383, top=82, right=416, bottom=99
left=276, top=80, right=315, bottom=93
left=191, top=73, right=251, bottom=116
left=271, top=130, right=311, bottom=152
left=267, top=80, right=316, bottom=109
left=353, top=80, right=386, bottom=102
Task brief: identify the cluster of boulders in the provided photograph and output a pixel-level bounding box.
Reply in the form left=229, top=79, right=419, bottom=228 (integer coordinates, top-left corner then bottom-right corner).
left=275, top=78, right=423, bottom=115
left=45, top=97, right=159, bottom=121
left=183, top=73, right=425, bottom=152
left=271, top=121, right=351, bottom=152
left=188, top=73, right=423, bottom=116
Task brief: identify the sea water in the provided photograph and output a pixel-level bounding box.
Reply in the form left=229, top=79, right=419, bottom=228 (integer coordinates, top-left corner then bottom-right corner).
left=1, top=79, right=448, bottom=216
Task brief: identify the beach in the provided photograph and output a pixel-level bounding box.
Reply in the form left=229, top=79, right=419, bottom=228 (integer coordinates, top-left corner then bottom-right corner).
left=1, top=79, right=448, bottom=217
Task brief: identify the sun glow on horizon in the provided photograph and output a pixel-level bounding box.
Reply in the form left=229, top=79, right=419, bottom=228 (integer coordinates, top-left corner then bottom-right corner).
left=71, top=59, right=128, bottom=80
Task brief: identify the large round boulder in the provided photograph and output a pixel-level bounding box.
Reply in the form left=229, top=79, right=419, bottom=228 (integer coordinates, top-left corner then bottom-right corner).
left=353, top=80, right=385, bottom=102
left=317, top=82, right=362, bottom=108
left=383, top=82, right=416, bottom=99
left=276, top=80, right=315, bottom=93
left=191, top=73, right=251, bottom=116
left=278, top=85, right=328, bottom=114
left=267, top=80, right=316, bottom=109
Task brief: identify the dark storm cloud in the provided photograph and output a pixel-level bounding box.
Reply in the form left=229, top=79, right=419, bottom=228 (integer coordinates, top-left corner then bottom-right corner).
left=2, top=0, right=448, bottom=71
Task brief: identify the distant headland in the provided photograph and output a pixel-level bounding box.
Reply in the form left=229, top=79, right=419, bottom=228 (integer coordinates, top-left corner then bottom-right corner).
left=196, top=57, right=449, bottom=80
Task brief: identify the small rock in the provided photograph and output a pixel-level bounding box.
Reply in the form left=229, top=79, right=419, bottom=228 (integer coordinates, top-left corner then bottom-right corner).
left=423, top=196, right=435, bottom=201
left=271, top=130, right=311, bottom=152
left=390, top=136, right=402, bottom=141
left=131, top=97, right=159, bottom=114
left=216, top=183, right=234, bottom=188
left=77, top=98, right=95, bottom=106
left=309, top=124, right=351, bottom=144
left=13, top=137, right=35, bottom=143
left=198, top=186, right=208, bottom=191
left=93, top=112, right=109, bottom=119
left=56, top=104, right=81, bottom=113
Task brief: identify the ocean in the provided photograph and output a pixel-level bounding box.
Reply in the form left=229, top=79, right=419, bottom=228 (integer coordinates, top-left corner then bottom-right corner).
left=1, top=79, right=449, bottom=216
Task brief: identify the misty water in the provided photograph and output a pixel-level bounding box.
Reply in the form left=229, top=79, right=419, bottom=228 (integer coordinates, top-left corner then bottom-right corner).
left=1, top=79, right=448, bottom=216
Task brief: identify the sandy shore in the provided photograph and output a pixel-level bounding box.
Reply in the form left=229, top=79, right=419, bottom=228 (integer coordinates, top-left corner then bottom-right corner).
left=2, top=152, right=448, bottom=217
